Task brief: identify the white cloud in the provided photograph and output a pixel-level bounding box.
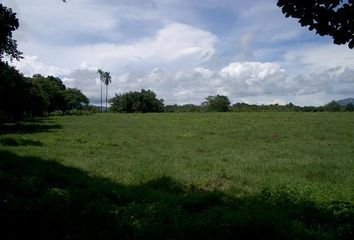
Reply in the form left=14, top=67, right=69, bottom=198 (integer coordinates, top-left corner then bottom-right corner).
left=13, top=22, right=217, bottom=72
left=11, top=55, right=69, bottom=77
left=11, top=21, right=218, bottom=76
left=5, top=0, right=354, bottom=107
left=282, top=44, right=354, bottom=74
left=67, top=62, right=290, bottom=105
left=239, top=97, right=288, bottom=106
left=10, top=54, right=354, bottom=107
left=218, top=62, right=290, bottom=97
left=61, top=23, right=217, bottom=71
left=293, top=67, right=354, bottom=96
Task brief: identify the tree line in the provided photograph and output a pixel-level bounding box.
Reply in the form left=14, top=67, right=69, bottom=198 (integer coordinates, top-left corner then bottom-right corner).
left=109, top=91, right=354, bottom=113
left=0, top=62, right=90, bottom=121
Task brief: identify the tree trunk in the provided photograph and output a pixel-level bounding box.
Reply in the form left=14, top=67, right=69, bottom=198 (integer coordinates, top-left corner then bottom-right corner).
left=100, top=82, right=102, bottom=112
left=106, top=84, right=108, bottom=112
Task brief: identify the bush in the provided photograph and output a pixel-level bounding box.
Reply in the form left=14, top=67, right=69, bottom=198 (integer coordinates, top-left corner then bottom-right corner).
left=110, top=89, right=164, bottom=113
left=203, top=95, right=230, bottom=112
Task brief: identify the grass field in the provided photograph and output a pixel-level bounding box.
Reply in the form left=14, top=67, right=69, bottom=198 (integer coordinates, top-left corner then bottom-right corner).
left=1, top=112, right=354, bottom=239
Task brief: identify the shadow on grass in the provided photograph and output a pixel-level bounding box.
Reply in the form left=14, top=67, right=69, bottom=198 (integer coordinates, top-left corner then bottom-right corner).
left=0, top=122, right=61, bottom=134
left=0, top=137, right=43, bottom=146
left=0, top=150, right=353, bottom=240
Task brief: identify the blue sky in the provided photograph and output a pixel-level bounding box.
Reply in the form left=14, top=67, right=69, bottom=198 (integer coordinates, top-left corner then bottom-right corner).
left=3, top=0, right=354, bottom=106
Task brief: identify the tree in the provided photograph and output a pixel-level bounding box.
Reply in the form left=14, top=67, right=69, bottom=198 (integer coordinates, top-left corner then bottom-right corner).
left=324, top=100, right=341, bottom=112
left=64, top=88, right=89, bottom=111
left=0, top=4, right=22, bottom=61
left=97, top=70, right=112, bottom=112
left=26, top=81, right=48, bottom=116
left=0, top=63, right=51, bottom=120
left=345, top=103, right=354, bottom=111
left=110, top=89, right=164, bottom=113
left=103, top=72, right=112, bottom=111
left=203, top=95, right=231, bottom=112
left=277, top=0, right=354, bottom=48
left=32, top=75, right=67, bottom=114
left=0, top=62, right=29, bottom=120
left=97, top=69, right=104, bottom=112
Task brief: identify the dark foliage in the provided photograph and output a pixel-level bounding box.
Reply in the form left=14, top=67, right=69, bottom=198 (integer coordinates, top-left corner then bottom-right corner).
left=0, top=62, right=38, bottom=120
left=0, top=148, right=353, bottom=239
left=345, top=103, right=354, bottom=111
left=203, top=95, right=231, bottom=112
left=324, top=100, right=341, bottom=112
left=277, top=0, right=354, bottom=48
left=165, top=104, right=203, bottom=112
left=0, top=4, right=22, bottom=60
left=110, top=89, right=164, bottom=113
left=230, top=101, right=354, bottom=112
left=32, top=74, right=67, bottom=114
left=64, top=88, right=89, bottom=111
left=0, top=64, right=90, bottom=121
left=165, top=100, right=354, bottom=113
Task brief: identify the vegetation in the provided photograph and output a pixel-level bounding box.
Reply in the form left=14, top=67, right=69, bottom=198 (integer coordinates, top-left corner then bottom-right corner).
left=165, top=101, right=354, bottom=113
left=1, top=3, right=354, bottom=239
left=110, top=89, right=165, bottom=113
left=0, top=3, right=22, bottom=60
left=1, top=112, right=354, bottom=239
left=203, top=95, right=231, bottom=112
left=64, top=88, right=90, bottom=111
left=165, top=104, right=202, bottom=113
left=277, top=0, right=354, bottom=48
left=97, top=69, right=112, bottom=112
left=346, top=103, right=354, bottom=111
left=0, top=67, right=90, bottom=121
left=0, top=4, right=89, bottom=121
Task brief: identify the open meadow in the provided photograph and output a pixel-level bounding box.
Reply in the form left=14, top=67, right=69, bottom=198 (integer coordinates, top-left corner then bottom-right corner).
left=1, top=112, right=354, bottom=239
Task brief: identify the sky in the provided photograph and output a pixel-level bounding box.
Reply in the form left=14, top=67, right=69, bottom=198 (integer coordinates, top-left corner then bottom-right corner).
left=2, top=0, right=354, bottom=106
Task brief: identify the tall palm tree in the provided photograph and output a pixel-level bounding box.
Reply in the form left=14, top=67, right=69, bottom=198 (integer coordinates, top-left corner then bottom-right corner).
left=97, top=69, right=105, bottom=112
left=103, top=71, right=112, bottom=111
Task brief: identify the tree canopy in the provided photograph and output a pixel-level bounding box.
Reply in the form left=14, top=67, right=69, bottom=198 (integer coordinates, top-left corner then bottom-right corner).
left=0, top=4, right=22, bottom=61
left=97, top=69, right=112, bottom=112
left=110, top=89, right=165, bottom=113
left=277, top=0, right=354, bottom=48
left=203, top=95, right=231, bottom=112
left=32, top=75, right=67, bottom=114
left=0, top=64, right=90, bottom=120
left=64, top=88, right=89, bottom=110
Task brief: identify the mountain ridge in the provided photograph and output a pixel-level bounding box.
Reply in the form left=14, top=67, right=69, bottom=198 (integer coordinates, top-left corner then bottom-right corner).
left=336, top=98, right=354, bottom=106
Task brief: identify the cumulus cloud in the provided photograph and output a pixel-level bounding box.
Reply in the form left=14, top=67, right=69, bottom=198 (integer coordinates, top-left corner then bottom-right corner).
left=6, top=0, right=354, bottom=107
left=11, top=55, right=69, bottom=77
left=10, top=54, right=354, bottom=106
left=48, top=23, right=218, bottom=72
left=218, top=62, right=290, bottom=97
left=59, top=61, right=292, bottom=105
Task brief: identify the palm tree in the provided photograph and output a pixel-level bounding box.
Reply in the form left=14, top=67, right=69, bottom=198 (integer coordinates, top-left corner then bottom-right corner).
left=103, top=71, right=112, bottom=111
left=97, top=69, right=105, bottom=112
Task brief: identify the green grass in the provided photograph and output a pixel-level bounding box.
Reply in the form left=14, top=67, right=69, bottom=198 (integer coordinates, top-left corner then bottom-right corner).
left=1, top=112, right=354, bottom=239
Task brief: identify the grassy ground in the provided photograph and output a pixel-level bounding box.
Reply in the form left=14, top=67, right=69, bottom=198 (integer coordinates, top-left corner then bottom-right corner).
left=1, top=112, right=354, bottom=239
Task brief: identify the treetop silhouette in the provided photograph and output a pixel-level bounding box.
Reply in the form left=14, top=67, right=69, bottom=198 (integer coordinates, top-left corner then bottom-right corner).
left=277, top=0, right=354, bottom=48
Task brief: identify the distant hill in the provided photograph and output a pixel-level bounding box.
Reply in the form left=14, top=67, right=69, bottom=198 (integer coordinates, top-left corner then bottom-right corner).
left=336, top=98, right=354, bottom=106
